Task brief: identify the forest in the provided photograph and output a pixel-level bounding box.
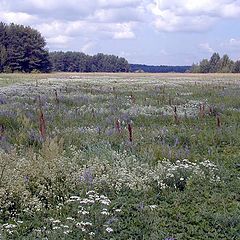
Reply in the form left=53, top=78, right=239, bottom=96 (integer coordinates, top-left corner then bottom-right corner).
left=191, top=53, right=240, bottom=73
left=0, top=22, right=130, bottom=73
left=49, top=51, right=130, bottom=73
left=130, top=64, right=191, bottom=73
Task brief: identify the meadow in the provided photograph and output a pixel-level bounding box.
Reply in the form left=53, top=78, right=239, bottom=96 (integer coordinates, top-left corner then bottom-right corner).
left=0, top=73, right=239, bottom=239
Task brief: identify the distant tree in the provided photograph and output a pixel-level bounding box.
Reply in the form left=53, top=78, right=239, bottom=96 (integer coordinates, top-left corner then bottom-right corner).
left=219, top=54, right=234, bottom=73
left=117, top=57, right=130, bottom=72
left=190, top=63, right=200, bottom=73
left=78, top=53, right=89, bottom=72
left=0, top=23, right=7, bottom=72
left=0, top=45, right=7, bottom=72
left=190, top=53, right=240, bottom=73
left=233, top=60, right=240, bottom=73
left=130, top=64, right=190, bottom=73
left=91, top=53, right=104, bottom=72
left=209, top=53, right=221, bottom=73
left=199, top=59, right=211, bottom=73
left=49, top=51, right=129, bottom=73
left=0, top=22, right=51, bottom=73
left=50, top=51, right=66, bottom=72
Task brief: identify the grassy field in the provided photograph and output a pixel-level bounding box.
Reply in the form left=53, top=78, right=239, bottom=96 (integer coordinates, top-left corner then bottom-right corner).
left=0, top=73, right=239, bottom=239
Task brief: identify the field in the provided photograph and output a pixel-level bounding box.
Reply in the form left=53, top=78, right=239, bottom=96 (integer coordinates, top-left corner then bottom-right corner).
left=0, top=73, right=239, bottom=239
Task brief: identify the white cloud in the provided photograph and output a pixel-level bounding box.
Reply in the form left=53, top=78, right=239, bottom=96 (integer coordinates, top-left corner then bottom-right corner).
left=35, top=20, right=136, bottom=42
left=1, top=0, right=240, bottom=35
left=47, top=35, right=72, bottom=45
left=113, top=23, right=135, bottom=39
left=199, top=43, right=214, bottom=53
left=89, top=7, right=144, bottom=23
left=36, top=21, right=87, bottom=38
left=220, top=2, right=240, bottom=17
left=0, top=11, right=38, bottom=25
left=152, top=9, right=216, bottom=32
left=2, top=0, right=97, bottom=18
left=148, top=0, right=240, bottom=32
left=2, top=0, right=240, bottom=38
left=1, top=0, right=240, bottom=63
left=0, top=0, right=141, bottom=45
left=98, top=0, right=141, bottom=9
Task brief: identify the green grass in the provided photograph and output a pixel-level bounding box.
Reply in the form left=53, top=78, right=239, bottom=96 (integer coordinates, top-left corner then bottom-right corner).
left=0, top=73, right=240, bottom=239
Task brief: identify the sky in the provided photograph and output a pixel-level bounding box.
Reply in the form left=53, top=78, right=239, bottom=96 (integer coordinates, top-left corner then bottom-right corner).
left=1, top=0, right=240, bottom=65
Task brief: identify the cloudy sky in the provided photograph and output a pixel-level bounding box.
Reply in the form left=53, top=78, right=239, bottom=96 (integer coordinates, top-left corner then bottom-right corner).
left=1, top=0, right=240, bottom=65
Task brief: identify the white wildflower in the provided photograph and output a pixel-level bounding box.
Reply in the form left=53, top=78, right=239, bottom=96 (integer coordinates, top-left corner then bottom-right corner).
left=101, top=211, right=110, bottom=215
left=149, top=205, right=158, bottom=210
left=106, top=227, right=113, bottom=233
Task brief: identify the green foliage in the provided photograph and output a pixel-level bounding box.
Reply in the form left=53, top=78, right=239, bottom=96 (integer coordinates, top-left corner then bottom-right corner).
left=233, top=60, right=240, bottom=73
left=130, top=64, right=191, bottom=73
left=191, top=52, right=239, bottom=73
left=0, top=22, right=51, bottom=73
left=209, top=52, right=221, bottom=73
left=0, top=73, right=240, bottom=239
left=199, top=59, right=210, bottom=73
left=219, top=54, right=234, bottom=73
left=49, top=51, right=130, bottom=72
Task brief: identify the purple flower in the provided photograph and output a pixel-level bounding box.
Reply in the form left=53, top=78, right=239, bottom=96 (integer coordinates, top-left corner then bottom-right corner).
left=0, top=137, right=12, bottom=152
left=138, top=202, right=144, bottom=210
left=107, top=217, right=118, bottom=224
left=28, top=130, right=43, bottom=144
left=24, top=175, right=30, bottom=183
left=80, top=168, right=93, bottom=185
left=105, top=128, right=114, bottom=136
left=0, top=110, right=16, bottom=118
left=0, top=96, right=6, bottom=104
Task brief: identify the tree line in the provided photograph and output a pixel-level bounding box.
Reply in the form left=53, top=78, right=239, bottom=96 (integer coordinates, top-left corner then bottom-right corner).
left=191, top=53, right=240, bottom=73
left=2, top=22, right=240, bottom=74
left=130, top=64, right=191, bottom=73
left=0, top=22, right=130, bottom=73
left=49, top=52, right=130, bottom=72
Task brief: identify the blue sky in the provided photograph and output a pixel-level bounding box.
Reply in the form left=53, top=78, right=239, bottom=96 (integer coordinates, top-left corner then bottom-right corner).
left=1, top=0, right=240, bottom=65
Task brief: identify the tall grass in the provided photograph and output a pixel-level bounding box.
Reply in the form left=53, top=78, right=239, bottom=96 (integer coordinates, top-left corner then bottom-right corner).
left=0, top=73, right=240, bottom=239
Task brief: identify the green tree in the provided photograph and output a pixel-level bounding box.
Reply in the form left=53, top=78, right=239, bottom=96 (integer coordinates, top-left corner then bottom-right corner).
left=49, top=51, right=129, bottom=73
left=209, top=53, right=221, bottom=73
left=233, top=60, right=240, bottom=73
left=190, top=63, right=200, bottom=73
left=199, top=59, right=210, bottom=73
left=0, top=45, right=7, bottom=72
left=219, top=54, right=234, bottom=73
left=0, top=22, right=51, bottom=73
left=190, top=53, right=239, bottom=73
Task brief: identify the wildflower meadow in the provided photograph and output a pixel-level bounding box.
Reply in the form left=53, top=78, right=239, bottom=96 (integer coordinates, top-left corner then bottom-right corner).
left=0, top=73, right=239, bottom=239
